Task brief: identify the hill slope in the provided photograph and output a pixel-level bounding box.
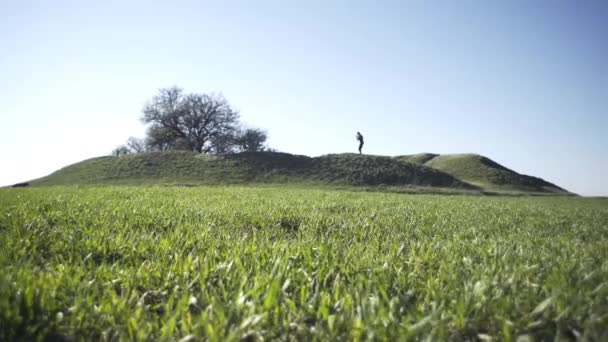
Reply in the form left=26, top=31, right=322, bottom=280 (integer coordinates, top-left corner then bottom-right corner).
left=29, top=151, right=473, bottom=190
left=403, top=153, right=568, bottom=194
left=395, top=153, right=439, bottom=165
left=310, top=153, right=467, bottom=187
left=26, top=151, right=570, bottom=195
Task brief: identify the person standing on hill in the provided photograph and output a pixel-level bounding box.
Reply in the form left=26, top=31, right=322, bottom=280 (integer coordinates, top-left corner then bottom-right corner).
left=356, top=132, right=364, bottom=154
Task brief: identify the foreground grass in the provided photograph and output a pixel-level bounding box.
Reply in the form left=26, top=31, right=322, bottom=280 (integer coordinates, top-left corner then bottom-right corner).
left=0, top=186, right=606, bottom=340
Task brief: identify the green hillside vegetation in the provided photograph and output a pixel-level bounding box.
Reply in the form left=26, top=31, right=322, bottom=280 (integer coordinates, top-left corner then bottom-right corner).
left=30, top=151, right=473, bottom=190
left=27, top=150, right=571, bottom=195
left=309, top=153, right=465, bottom=188
left=422, top=154, right=567, bottom=194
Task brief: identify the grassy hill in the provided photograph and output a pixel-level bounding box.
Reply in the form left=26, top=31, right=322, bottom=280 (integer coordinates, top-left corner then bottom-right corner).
left=26, top=150, right=570, bottom=195
left=399, top=153, right=568, bottom=194
left=29, top=151, right=472, bottom=190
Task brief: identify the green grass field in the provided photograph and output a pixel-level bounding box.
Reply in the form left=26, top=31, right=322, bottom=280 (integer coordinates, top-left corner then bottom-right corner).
left=1, top=186, right=606, bottom=340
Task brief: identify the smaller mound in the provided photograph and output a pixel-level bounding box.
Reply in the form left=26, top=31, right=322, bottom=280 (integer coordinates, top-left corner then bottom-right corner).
left=424, top=154, right=568, bottom=194
left=394, top=153, right=439, bottom=165
left=311, top=154, right=474, bottom=188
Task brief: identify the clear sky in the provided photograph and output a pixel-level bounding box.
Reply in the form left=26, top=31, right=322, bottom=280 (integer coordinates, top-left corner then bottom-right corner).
left=1, top=0, right=606, bottom=195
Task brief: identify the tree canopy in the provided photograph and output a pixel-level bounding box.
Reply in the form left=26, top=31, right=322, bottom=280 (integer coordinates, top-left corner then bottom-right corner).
left=112, top=87, right=271, bottom=155
left=235, top=128, right=268, bottom=152
left=141, top=87, right=241, bottom=153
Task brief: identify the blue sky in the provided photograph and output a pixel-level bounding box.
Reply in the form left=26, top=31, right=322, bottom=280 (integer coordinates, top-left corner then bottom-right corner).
left=1, top=0, right=606, bottom=195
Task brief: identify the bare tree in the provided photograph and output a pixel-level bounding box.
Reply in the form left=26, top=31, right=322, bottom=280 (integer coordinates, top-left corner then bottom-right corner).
left=112, top=145, right=130, bottom=157
left=236, top=128, right=268, bottom=152
left=208, top=129, right=239, bottom=154
left=144, top=126, right=181, bottom=151
left=126, top=137, right=146, bottom=153
left=142, top=87, right=240, bottom=153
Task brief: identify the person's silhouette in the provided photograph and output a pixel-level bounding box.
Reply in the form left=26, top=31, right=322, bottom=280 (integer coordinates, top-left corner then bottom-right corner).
left=356, top=132, right=364, bottom=154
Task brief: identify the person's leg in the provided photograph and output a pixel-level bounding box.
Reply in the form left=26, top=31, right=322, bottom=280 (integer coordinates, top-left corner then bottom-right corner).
left=359, top=142, right=363, bottom=154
